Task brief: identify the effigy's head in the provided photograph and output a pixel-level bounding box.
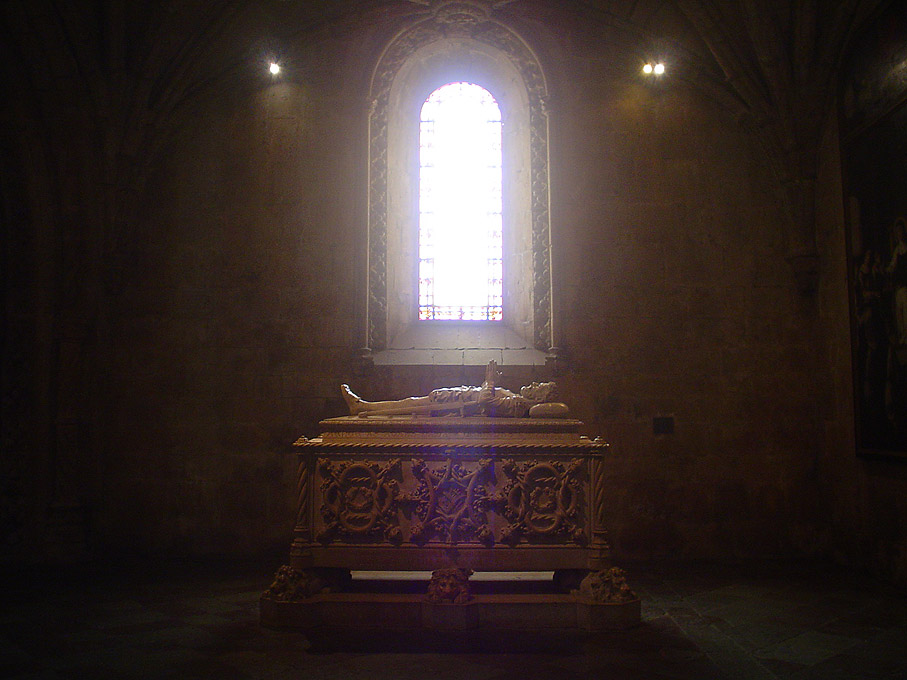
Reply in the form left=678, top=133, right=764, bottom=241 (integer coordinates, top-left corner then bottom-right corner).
left=520, top=381, right=558, bottom=403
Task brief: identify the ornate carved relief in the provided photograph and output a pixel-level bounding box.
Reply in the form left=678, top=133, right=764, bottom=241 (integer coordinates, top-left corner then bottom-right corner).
left=405, top=457, right=495, bottom=545
left=498, top=458, right=587, bottom=545
left=316, top=458, right=402, bottom=544
left=575, top=567, right=637, bottom=604
left=295, top=459, right=310, bottom=535
left=367, top=4, right=552, bottom=351
left=425, top=567, right=474, bottom=603
left=264, top=565, right=323, bottom=601
left=589, top=452, right=610, bottom=549
left=263, top=565, right=352, bottom=601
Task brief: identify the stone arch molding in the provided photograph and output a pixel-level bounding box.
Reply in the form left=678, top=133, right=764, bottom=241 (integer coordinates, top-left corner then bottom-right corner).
left=366, top=1, right=553, bottom=356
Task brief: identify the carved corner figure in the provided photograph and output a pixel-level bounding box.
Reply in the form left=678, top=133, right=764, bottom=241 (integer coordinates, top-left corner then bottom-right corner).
left=425, top=568, right=474, bottom=604
left=575, top=567, right=637, bottom=603
left=263, top=565, right=330, bottom=601
left=341, top=360, right=570, bottom=418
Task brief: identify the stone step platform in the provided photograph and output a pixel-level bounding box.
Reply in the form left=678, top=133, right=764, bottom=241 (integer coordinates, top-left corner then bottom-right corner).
left=260, top=572, right=640, bottom=634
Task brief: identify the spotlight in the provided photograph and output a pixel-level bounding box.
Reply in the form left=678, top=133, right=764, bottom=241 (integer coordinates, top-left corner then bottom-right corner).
left=643, top=62, right=666, bottom=77
left=269, top=62, right=280, bottom=75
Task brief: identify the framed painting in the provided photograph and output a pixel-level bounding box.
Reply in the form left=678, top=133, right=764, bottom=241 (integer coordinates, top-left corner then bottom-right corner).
left=840, top=1, right=907, bottom=459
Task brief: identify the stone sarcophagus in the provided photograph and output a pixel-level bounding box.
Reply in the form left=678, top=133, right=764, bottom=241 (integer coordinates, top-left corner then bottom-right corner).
left=262, top=369, right=640, bottom=634
left=288, top=416, right=612, bottom=574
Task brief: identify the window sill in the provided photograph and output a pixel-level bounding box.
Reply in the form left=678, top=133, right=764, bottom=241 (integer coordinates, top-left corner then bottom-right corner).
left=373, top=347, right=547, bottom=366
left=373, top=322, right=547, bottom=367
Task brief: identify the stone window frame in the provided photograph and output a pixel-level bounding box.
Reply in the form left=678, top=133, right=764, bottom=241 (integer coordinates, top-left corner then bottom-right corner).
left=364, top=4, right=555, bottom=365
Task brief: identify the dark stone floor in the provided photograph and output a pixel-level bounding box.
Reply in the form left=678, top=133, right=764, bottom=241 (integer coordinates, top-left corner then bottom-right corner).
left=2, top=559, right=906, bottom=679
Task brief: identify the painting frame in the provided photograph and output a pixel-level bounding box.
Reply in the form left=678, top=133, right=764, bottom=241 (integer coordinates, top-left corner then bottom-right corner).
left=840, top=1, right=907, bottom=460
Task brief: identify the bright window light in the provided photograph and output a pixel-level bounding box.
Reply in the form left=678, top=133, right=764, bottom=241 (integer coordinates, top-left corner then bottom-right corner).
left=419, top=82, right=503, bottom=321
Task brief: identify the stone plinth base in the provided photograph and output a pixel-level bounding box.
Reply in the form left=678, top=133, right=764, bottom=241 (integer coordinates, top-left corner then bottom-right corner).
left=260, top=592, right=640, bottom=633
left=576, top=597, right=642, bottom=631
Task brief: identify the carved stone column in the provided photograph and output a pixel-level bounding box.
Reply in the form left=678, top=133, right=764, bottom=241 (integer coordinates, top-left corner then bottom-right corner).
left=587, top=438, right=611, bottom=569
left=290, top=442, right=313, bottom=566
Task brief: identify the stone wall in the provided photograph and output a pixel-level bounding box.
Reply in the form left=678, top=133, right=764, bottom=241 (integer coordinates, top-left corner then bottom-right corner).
left=544, top=16, right=824, bottom=560
left=92, top=4, right=826, bottom=561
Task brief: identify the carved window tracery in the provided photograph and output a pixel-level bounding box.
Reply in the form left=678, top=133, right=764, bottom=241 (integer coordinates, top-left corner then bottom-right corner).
left=366, top=2, right=553, bottom=353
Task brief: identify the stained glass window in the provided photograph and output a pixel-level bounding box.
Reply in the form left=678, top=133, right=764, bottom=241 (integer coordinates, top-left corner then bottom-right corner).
left=419, top=82, right=503, bottom=321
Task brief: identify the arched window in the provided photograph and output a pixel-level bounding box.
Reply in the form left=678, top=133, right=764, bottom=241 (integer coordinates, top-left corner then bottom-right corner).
left=364, top=9, right=554, bottom=366
left=419, top=82, right=503, bottom=321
